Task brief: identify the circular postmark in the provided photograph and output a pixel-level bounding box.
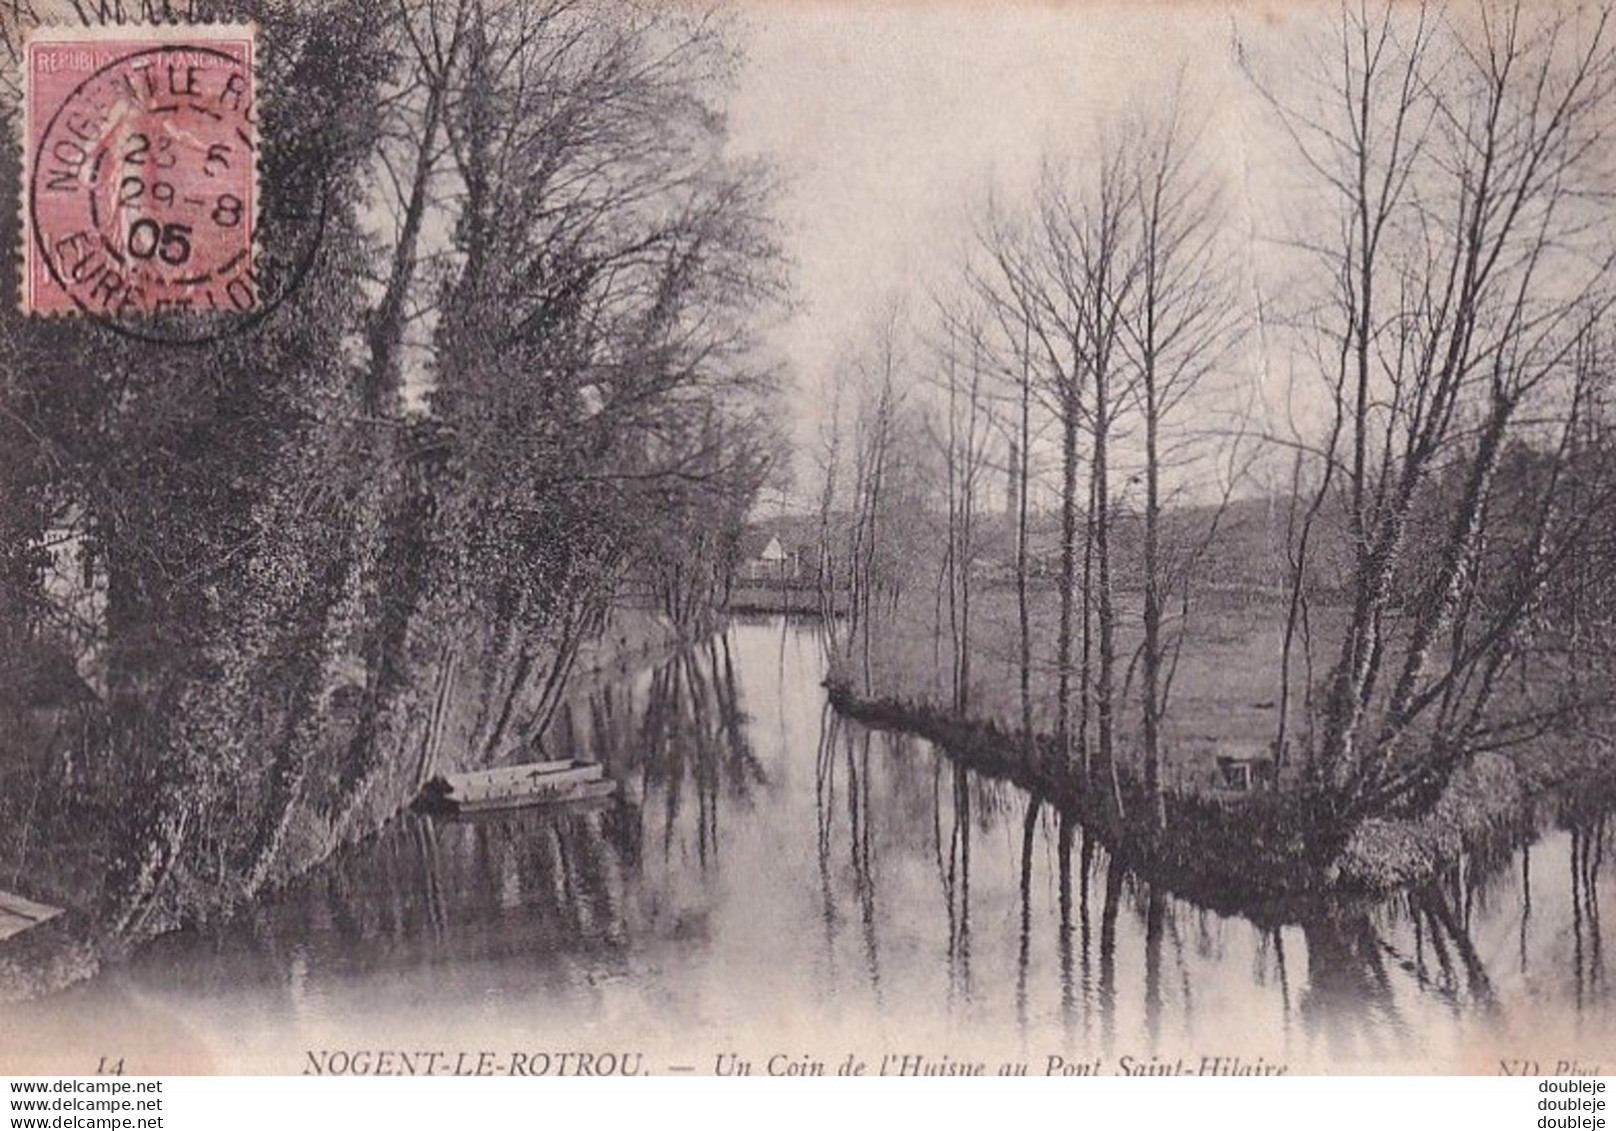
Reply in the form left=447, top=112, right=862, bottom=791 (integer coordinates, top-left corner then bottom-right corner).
left=27, top=36, right=263, bottom=339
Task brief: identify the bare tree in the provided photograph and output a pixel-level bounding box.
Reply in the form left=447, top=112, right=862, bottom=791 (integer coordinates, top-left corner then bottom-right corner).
left=1120, top=94, right=1243, bottom=830
left=973, top=178, right=1096, bottom=777
left=1252, top=0, right=1616, bottom=845
left=1043, top=149, right=1140, bottom=811
left=814, top=362, right=848, bottom=644
left=844, top=307, right=907, bottom=692
left=970, top=200, right=1060, bottom=763
left=923, top=295, right=997, bottom=714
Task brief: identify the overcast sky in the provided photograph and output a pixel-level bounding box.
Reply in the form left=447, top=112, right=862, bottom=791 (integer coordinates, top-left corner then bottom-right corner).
left=720, top=1, right=1309, bottom=503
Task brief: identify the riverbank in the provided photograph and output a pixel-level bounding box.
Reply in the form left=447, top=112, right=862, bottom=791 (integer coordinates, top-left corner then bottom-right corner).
left=820, top=583, right=1616, bottom=912
left=0, top=605, right=688, bottom=1003
left=721, top=580, right=847, bottom=617
left=824, top=675, right=1594, bottom=922
left=6, top=617, right=1610, bottom=1070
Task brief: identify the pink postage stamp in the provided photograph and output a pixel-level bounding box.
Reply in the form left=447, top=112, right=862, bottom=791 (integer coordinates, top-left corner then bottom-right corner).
left=22, top=23, right=257, bottom=320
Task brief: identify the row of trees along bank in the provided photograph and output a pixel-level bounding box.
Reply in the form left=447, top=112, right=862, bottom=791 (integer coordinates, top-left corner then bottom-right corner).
left=0, top=0, right=786, bottom=951
left=814, top=0, right=1616, bottom=878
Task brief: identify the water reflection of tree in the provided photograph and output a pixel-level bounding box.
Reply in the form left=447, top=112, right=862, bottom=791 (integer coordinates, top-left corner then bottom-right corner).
left=553, top=633, right=767, bottom=872
left=132, top=806, right=633, bottom=1006
left=1098, top=852, right=1124, bottom=1054
left=1056, top=815, right=1086, bottom=1044
left=798, top=702, right=1583, bottom=1061
left=1570, top=815, right=1607, bottom=1007
left=1297, top=912, right=1407, bottom=1058
left=1417, top=883, right=1500, bottom=1018
left=139, top=625, right=826, bottom=1004
left=814, top=711, right=1056, bottom=1011
left=1016, top=796, right=1041, bottom=1030
left=1298, top=879, right=1485, bottom=1054
left=809, top=720, right=1598, bottom=1062
left=815, top=703, right=842, bottom=986
left=1143, top=885, right=1167, bottom=1051
left=1012, top=792, right=1201, bottom=1055
left=810, top=708, right=887, bottom=999
left=846, top=728, right=883, bottom=997
left=936, top=762, right=973, bottom=1004
left=572, top=632, right=1610, bottom=1057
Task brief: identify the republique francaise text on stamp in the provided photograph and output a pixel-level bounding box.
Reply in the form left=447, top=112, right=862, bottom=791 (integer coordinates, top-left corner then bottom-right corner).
left=22, top=23, right=257, bottom=320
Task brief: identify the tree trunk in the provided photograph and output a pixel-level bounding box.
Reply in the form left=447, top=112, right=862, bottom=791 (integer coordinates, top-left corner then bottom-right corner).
left=1093, top=363, right=1119, bottom=817
left=1016, top=333, right=1034, bottom=761
left=1141, top=372, right=1165, bottom=831
left=1056, top=382, right=1081, bottom=770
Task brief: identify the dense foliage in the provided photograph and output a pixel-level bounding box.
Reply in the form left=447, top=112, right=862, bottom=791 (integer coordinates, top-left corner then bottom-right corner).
left=0, top=0, right=784, bottom=941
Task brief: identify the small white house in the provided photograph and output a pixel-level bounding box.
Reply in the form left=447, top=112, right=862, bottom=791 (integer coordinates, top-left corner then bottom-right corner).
left=740, top=532, right=796, bottom=581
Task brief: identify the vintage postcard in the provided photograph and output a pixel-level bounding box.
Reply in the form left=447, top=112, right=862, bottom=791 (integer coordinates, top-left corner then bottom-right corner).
left=0, top=0, right=1611, bottom=1080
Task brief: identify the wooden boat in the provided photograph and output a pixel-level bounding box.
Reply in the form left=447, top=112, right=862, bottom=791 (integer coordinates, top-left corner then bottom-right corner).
left=417, top=759, right=616, bottom=815
left=0, top=890, right=63, bottom=943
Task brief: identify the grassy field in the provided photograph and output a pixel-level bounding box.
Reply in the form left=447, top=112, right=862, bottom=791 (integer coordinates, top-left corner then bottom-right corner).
left=825, top=581, right=1606, bottom=898
left=838, top=582, right=1340, bottom=795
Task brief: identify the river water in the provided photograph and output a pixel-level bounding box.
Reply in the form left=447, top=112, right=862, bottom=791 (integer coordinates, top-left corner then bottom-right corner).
left=13, top=619, right=1611, bottom=1073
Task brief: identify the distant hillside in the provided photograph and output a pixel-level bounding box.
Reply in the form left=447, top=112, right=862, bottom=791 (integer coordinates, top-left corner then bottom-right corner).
left=741, top=493, right=1354, bottom=595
